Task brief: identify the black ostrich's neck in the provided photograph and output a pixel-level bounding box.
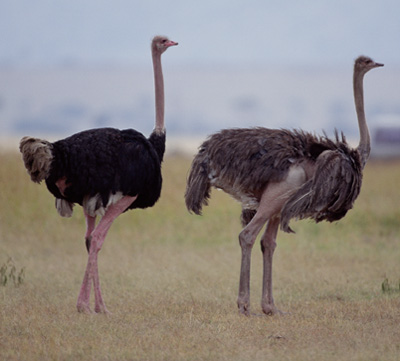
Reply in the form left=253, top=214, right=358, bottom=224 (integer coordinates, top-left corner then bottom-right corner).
left=148, top=131, right=166, bottom=163
left=152, top=51, right=165, bottom=135
left=150, top=45, right=166, bottom=162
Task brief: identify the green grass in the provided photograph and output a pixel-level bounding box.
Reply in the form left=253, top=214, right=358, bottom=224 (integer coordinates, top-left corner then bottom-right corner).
left=1, top=150, right=400, bottom=360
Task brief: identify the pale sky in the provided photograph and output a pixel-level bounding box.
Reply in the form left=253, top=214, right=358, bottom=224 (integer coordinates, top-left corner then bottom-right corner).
left=0, top=0, right=399, bottom=67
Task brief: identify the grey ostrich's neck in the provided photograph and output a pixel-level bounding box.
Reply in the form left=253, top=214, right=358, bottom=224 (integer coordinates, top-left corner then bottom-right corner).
left=152, top=52, right=165, bottom=135
left=354, top=70, right=370, bottom=168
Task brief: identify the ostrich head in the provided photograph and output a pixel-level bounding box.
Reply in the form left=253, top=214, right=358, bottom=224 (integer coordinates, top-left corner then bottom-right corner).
left=152, top=35, right=178, bottom=54
left=354, top=56, right=384, bottom=75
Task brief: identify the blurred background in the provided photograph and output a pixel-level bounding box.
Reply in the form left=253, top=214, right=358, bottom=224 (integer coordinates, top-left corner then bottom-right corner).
left=1, top=0, right=400, bottom=156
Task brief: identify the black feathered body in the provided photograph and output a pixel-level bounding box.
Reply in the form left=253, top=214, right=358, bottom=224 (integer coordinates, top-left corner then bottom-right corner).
left=39, top=127, right=165, bottom=215
left=185, top=127, right=362, bottom=232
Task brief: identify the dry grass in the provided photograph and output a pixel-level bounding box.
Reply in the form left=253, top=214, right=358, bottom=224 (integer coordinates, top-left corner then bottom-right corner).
left=1, top=149, right=399, bottom=361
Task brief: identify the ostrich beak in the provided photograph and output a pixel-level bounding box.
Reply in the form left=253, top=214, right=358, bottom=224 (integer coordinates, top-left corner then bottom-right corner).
left=165, top=40, right=178, bottom=47
left=375, top=62, right=384, bottom=67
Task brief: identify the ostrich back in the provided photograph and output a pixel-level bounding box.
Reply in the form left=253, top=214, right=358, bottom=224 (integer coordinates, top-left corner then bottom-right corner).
left=194, top=128, right=321, bottom=197
left=45, top=127, right=164, bottom=211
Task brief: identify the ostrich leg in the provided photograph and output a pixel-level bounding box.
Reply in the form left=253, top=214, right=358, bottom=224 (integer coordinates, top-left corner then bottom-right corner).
left=237, top=176, right=300, bottom=316
left=75, top=213, right=97, bottom=313
left=237, top=215, right=267, bottom=315
left=77, top=195, right=137, bottom=313
left=260, top=216, right=281, bottom=315
left=237, top=185, right=280, bottom=315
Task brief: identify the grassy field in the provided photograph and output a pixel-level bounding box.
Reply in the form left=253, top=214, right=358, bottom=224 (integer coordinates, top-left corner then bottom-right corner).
left=0, top=149, right=399, bottom=361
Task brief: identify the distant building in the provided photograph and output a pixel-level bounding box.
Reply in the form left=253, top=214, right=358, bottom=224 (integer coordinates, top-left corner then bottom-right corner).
left=371, top=125, right=400, bottom=158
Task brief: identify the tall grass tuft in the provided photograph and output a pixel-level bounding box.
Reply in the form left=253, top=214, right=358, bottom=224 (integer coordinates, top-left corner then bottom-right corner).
left=0, top=257, right=25, bottom=287
left=381, top=278, right=400, bottom=294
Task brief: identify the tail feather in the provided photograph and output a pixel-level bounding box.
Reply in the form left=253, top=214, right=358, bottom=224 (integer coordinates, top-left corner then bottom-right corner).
left=280, top=147, right=362, bottom=233
left=19, top=136, right=53, bottom=183
left=185, top=156, right=211, bottom=215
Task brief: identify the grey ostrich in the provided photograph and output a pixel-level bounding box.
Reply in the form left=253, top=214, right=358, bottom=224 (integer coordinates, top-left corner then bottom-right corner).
left=19, top=36, right=178, bottom=313
left=185, top=56, right=383, bottom=316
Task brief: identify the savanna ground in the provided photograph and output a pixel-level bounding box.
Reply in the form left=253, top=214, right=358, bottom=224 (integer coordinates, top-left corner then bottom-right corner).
left=0, top=148, right=399, bottom=361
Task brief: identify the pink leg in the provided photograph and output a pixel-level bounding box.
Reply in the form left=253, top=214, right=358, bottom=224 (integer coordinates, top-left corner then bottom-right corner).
left=76, top=259, right=93, bottom=313
left=76, top=195, right=137, bottom=313
left=75, top=213, right=97, bottom=312
left=92, top=257, right=107, bottom=313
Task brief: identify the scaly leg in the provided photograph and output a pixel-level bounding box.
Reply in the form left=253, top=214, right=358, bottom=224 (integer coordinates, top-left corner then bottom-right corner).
left=237, top=178, right=299, bottom=316
left=75, top=212, right=97, bottom=312
left=237, top=214, right=268, bottom=316
left=76, top=257, right=93, bottom=313
left=260, top=216, right=282, bottom=315
left=76, top=195, right=137, bottom=313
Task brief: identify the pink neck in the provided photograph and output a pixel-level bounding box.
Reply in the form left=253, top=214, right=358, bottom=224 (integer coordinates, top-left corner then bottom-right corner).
left=152, top=52, right=165, bottom=135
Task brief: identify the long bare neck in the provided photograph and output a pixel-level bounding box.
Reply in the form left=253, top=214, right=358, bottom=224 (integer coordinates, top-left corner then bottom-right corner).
left=354, top=69, right=370, bottom=168
left=152, top=51, right=165, bottom=135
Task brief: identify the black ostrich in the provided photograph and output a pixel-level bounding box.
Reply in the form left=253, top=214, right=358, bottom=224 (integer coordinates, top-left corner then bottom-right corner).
left=185, top=56, right=383, bottom=316
left=19, top=35, right=178, bottom=313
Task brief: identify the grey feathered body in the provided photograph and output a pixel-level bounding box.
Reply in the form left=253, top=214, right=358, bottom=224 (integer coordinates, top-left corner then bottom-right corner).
left=185, top=127, right=362, bottom=232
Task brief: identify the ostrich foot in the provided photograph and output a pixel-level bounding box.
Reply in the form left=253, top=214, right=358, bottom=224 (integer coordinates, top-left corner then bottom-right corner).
left=261, top=303, right=286, bottom=316
left=237, top=300, right=251, bottom=316
left=94, top=303, right=111, bottom=314
left=238, top=307, right=250, bottom=316
left=77, top=302, right=93, bottom=314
